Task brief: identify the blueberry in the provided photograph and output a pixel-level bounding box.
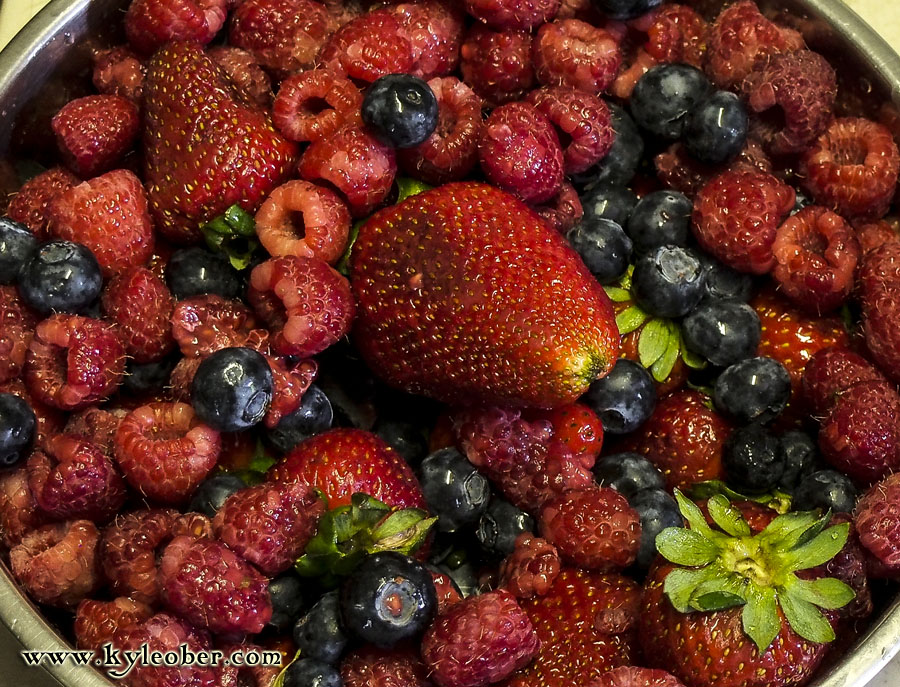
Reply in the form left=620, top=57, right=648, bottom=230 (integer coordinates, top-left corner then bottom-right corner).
left=268, top=573, right=306, bottom=632
left=778, top=430, right=819, bottom=491
left=626, top=190, right=692, bottom=254
left=631, top=245, right=706, bottom=318
left=282, top=658, right=342, bottom=687
left=699, top=254, right=754, bottom=302
left=18, top=240, right=102, bottom=315
left=792, top=470, right=858, bottom=513
left=434, top=560, right=478, bottom=598
left=375, top=419, right=428, bottom=466
left=340, top=552, right=437, bottom=648
left=630, top=64, right=712, bottom=140
left=580, top=184, right=639, bottom=227
left=0, top=217, right=37, bottom=284
left=266, top=385, right=333, bottom=453
left=122, top=356, right=178, bottom=396
left=476, top=498, right=535, bottom=557
left=682, top=299, right=761, bottom=367
left=683, top=90, right=749, bottom=165
left=566, top=218, right=633, bottom=285
left=582, top=359, right=656, bottom=435
left=166, top=247, right=242, bottom=300
left=362, top=74, right=439, bottom=148
left=593, top=452, right=665, bottom=498
left=187, top=473, right=246, bottom=517
left=419, top=447, right=490, bottom=533
left=629, top=488, right=683, bottom=570
left=0, top=393, right=36, bottom=467
left=294, top=590, right=348, bottom=665
left=723, top=424, right=784, bottom=492
left=714, top=357, right=791, bottom=424
left=574, top=103, right=644, bottom=187
left=591, top=0, right=662, bottom=21
left=191, top=347, right=273, bottom=432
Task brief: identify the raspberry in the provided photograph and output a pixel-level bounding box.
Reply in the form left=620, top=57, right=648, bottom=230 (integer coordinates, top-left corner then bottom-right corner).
left=342, top=645, right=433, bottom=687
left=430, top=569, right=464, bottom=613
left=499, top=533, right=561, bottom=599
left=463, top=0, right=560, bottom=30
left=264, top=355, right=318, bottom=428
left=539, top=486, right=641, bottom=571
left=532, top=180, right=584, bottom=234
left=298, top=125, right=397, bottom=217
left=272, top=70, right=362, bottom=144
left=422, top=589, right=540, bottom=687
left=124, top=0, right=227, bottom=55
left=859, top=242, right=900, bottom=383
left=229, top=0, right=333, bottom=76
left=390, top=0, right=465, bottom=80
left=7, top=166, right=80, bottom=241
left=63, top=407, right=126, bottom=457
left=771, top=205, right=860, bottom=314
left=171, top=295, right=264, bottom=359
left=102, top=266, right=176, bottom=363
left=591, top=667, right=687, bottom=687
left=27, top=435, right=126, bottom=523
left=855, top=219, right=900, bottom=254
left=0, top=379, right=65, bottom=446
left=74, top=597, right=153, bottom=650
left=25, top=314, right=126, bottom=411
left=691, top=169, right=795, bottom=274
left=533, top=19, right=622, bottom=93
left=855, top=472, right=900, bottom=574
left=654, top=138, right=772, bottom=197
left=397, top=77, right=483, bottom=186
left=479, top=102, right=564, bottom=205
left=0, top=468, right=47, bottom=548
left=169, top=356, right=204, bottom=402
left=0, top=285, right=37, bottom=385
left=159, top=534, right=272, bottom=635
left=51, top=95, right=139, bottom=178
left=742, top=50, right=836, bottom=156
left=610, top=48, right=660, bottom=100
left=48, top=169, right=155, bottom=277
left=803, top=117, right=900, bottom=220
left=92, top=46, right=146, bottom=104
left=114, top=402, right=221, bottom=504
left=459, top=25, right=535, bottom=106
left=212, top=480, right=324, bottom=575
left=317, top=9, right=413, bottom=83
left=529, top=402, right=603, bottom=468
left=802, top=347, right=887, bottom=418
left=9, top=520, right=100, bottom=608
left=208, top=46, right=272, bottom=108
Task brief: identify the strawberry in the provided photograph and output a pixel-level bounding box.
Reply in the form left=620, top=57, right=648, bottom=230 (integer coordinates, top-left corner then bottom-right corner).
left=351, top=182, right=619, bottom=408
left=142, top=42, right=297, bottom=244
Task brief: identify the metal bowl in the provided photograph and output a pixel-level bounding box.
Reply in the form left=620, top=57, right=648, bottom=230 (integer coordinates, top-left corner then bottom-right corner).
left=1, top=0, right=899, bottom=685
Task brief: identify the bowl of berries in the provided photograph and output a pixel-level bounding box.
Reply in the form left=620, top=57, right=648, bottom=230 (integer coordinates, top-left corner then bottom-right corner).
left=0, top=0, right=900, bottom=686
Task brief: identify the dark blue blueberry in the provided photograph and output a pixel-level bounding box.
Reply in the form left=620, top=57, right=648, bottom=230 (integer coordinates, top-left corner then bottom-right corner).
left=434, top=560, right=478, bottom=598
left=282, top=658, right=342, bottom=687
left=294, top=590, right=348, bottom=665
left=792, top=470, right=858, bottom=513
left=0, top=217, right=37, bottom=284
left=714, top=356, right=791, bottom=424
left=18, top=240, right=102, bottom=315
left=683, top=90, right=749, bottom=164
left=629, top=488, right=683, bottom=570
left=187, top=472, right=246, bottom=517
left=419, top=447, right=490, bottom=533
left=699, top=254, right=754, bottom=302
left=626, top=190, right=692, bottom=254
left=340, top=552, right=437, bottom=648
left=591, top=0, right=661, bottom=21
left=166, top=247, right=242, bottom=300
left=778, top=430, right=819, bottom=491
left=566, top=218, right=633, bottom=285
left=268, top=573, right=306, bottom=632
left=121, top=356, right=178, bottom=396
left=582, top=358, right=657, bottom=434
left=630, top=64, right=712, bottom=140
left=0, top=393, right=36, bottom=467
left=190, top=347, right=273, bottom=432
left=580, top=184, right=638, bottom=227
left=574, top=103, right=644, bottom=187
left=631, top=245, right=706, bottom=318
left=266, top=385, right=333, bottom=454
left=593, top=452, right=665, bottom=498
left=723, top=424, right=784, bottom=493
left=362, top=74, right=439, bottom=148
left=375, top=419, right=428, bottom=466
left=476, top=498, right=534, bottom=558
left=682, top=298, right=761, bottom=367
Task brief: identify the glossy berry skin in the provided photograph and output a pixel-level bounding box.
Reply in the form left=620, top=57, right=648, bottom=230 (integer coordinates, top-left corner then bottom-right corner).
left=566, top=218, right=633, bottom=285
left=630, top=488, right=683, bottom=570
left=855, top=473, right=900, bottom=573
left=631, top=245, right=706, bottom=318
left=626, top=190, right=692, bottom=255
left=0, top=393, right=36, bottom=467
left=593, top=0, right=661, bottom=19
left=580, top=184, right=638, bottom=227
left=714, top=357, right=791, bottom=424
left=283, top=659, right=342, bottom=687
left=793, top=469, right=858, bottom=513
left=294, top=590, right=348, bottom=665
left=374, top=419, right=428, bottom=467
left=419, top=447, right=490, bottom=533
left=577, top=103, right=644, bottom=188
left=476, top=498, right=535, bottom=558
left=191, top=347, right=273, bottom=432
left=267, top=573, right=305, bottom=632
left=340, top=552, right=437, bottom=649
left=778, top=430, right=819, bottom=491
left=188, top=473, right=245, bottom=517
left=629, top=64, right=712, bottom=140
left=0, top=218, right=37, bottom=284
left=593, top=452, right=665, bottom=499
left=362, top=75, right=440, bottom=149
left=165, top=247, right=242, bottom=300
left=266, top=384, right=333, bottom=454
left=122, top=356, right=177, bottom=396
left=683, top=91, right=749, bottom=165
left=583, top=358, right=656, bottom=434
left=682, top=298, right=761, bottom=367
left=699, top=254, right=753, bottom=302
left=18, top=241, right=102, bottom=315
left=722, top=424, right=785, bottom=492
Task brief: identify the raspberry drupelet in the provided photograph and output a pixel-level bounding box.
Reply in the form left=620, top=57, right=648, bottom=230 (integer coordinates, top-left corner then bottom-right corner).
left=272, top=70, right=362, bottom=144
left=533, top=18, right=622, bottom=93
left=460, top=25, right=536, bottom=106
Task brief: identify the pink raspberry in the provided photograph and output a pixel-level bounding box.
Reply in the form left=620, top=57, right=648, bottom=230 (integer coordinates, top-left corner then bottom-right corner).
left=855, top=472, right=900, bottom=575
left=463, top=0, right=560, bottom=31
left=532, top=180, right=584, bottom=234
left=171, top=295, right=265, bottom=359
left=102, top=266, right=176, bottom=363
left=654, top=139, right=772, bottom=197
left=855, top=219, right=900, bottom=254
left=342, top=645, right=433, bottom=687
left=859, top=242, right=900, bottom=384
left=591, top=667, right=687, bottom=687
left=264, top=355, right=318, bottom=429
left=74, top=597, right=153, bottom=651
left=0, top=468, right=47, bottom=548
left=317, top=9, right=413, bottom=83
left=7, top=166, right=80, bottom=241
left=51, top=95, right=140, bottom=178
left=272, top=70, right=362, bottom=144
left=390, top=0, right=465, bottom=80
left=460, top=25, right=535, bottom=106
left=208, top=46, right=272, bottom=108
left=0, top=285, right=37, bottom=385
left=124, top=0, right=227, bottom=55
left=92, top=46, right=145, bottom=104
left=533, top=19, right=622, bottom=93
left=499, top=533, right=561, bottom=599
left=802, top=347, right=887, bottom=418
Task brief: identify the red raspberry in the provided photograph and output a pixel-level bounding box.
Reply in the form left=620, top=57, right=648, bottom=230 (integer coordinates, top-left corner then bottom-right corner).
left=298, top=125, right=397, bottom=217
left=159, top=534, right=272, bottom=635
left=803, top=117, right=900, bottom=220
left=171, top=295, right=264, bottom=359
left=48, top=169, right=154, bottom=277
left=802, top=347, right=887, bottom=418
left=856, top=219, right=900, bottom=254
left=479, top=102, right=564, bottom=205
left=273, top=70, right=362, bottom=144
left=102, top=266, right=175, bottom=363
left=398, top=76, right=483, bottom=186
left=342, top=645, right=433, bottom=687
left=27, top=435, right=126, bottom=523
left=208, top=46, right=272, bottom=109
left=855, top=472, right=900, bottom=575
left=529, top=401, right=603, bottom=468
left=64, top=407, right=127, bottom=457
left=390, top=0, right=465, bottom=80
left=0, top=285, right=37, bottom=385
left=229, top=0, right=333, bottom=76
left=499, top=533, right=561, bottom=599
left=610, top=48, right=658, bottom=101
left=539, top=486, right=640, bottom=571
left=430, top=569, right=464, bottom=613
left=532, top=180, right=584, bottom=234
left=74, top=597, right=153, bottom=650
left=317, top=9, right=413, bottom=83
left=7, top=166, right=80, bottom=240
left=124, top=0, right=227, bottom=55
left=0, top=468, right=47, bottom=548
left=9, top=520, right=100, bottom=609
left=25, top=314, right=126, bottom=411
left=114, top=402, right=221, bottom=504
left=771, top=205, right=860, bottom=314
left=264, top=355, right=318, bottom=429
left=92, top=46, right=146, bottom=104
left=819, top=380, right=900, bottom=485
left=533, top=19, right=622, bottom=93
left=460, top=25, right=535, bottom=106
left=421, top=589, right=540, bottom=687
left=463, top=0, right=560, bottom=31
left=51, top=95, right=139, bottom=178
left=0, top=379, right=65, bottom=446
left=705, top=0, right=805, bottom=89
left=859, top=242, right=900, bottom=383
left=654, top=138, right=772, bottom=197
left=169, top=356, right=204, bottom=402
left=591, top=667, right=687, bottom=687
left=691, top=169, right=795, bottom=274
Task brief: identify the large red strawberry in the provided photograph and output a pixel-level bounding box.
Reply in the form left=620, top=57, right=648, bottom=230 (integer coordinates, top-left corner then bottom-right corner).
left=351, top=182, right=619, bottom=408
left=142, top=42, right=297, bottom=243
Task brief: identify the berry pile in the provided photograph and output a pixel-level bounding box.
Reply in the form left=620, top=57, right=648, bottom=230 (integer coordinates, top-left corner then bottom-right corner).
left=1, top=1, right=899, bottom=687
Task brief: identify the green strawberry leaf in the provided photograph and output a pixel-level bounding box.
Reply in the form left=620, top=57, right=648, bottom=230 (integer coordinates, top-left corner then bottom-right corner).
left=656, top=527, right=720, bottom=567
left=692, top=590, right=746, bottom=612
left=742, top=585, right=780, bottom=652
left=679, top=334, right=708, bottom=370
left=689, top=571, right=748, bottom=612
left=271, top=650, right=300, bottom=687
left=638, top=318, right=670, bottom=368
left=603, top=286, right=632, bottom=302
left=783, top=576, right=856, bottom=610
left=778, top=523, right=850, bottom=572
left=779, top=592, right=835, bottom=644
left=689, top=481, right=792, bottom=514
left=336, top=218, right=366, bottom=277
left=201, top=204, right=260, bottom=270
left=664, top=567, right=718, bottom=613
left=616, top=305, right=648, bottom=335
left=706, top=495, right=751, bottom=538
left=395, top=177, right=432, bottom=203
left=673, top=490, right=725, bottom=543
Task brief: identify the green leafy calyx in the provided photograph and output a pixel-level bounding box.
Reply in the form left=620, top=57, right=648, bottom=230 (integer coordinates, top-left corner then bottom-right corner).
left=200, top=204, right=259, bottom=270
